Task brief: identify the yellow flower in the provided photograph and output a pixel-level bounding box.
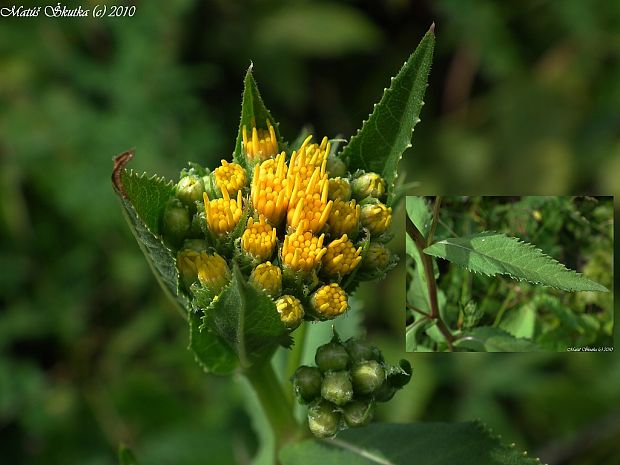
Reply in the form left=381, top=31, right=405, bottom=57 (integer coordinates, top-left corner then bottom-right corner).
left=179, top=251, right=231, bottom=294
left=322, top=234, right=362, bottom=277
left=242, top=123, right=279, bottom=162
left=362, top=242, right=390, bottom=271
left=281, top=229, right=327, bottom=272
left=328, top=199, right=360, bottom=237
left=310, top=283, right=348, bottom=319
left=213, top=160, right=247, bottom=196
left=203, top=187, right=243, bottom=236
left=251, top=152, right=289, bottom=225
left=360, top=203, right=392, bottom=236
left=249, top=261, right=282, bottom=297
left=241, top=215, right=277, bottom=261
left=327, top=177, right=351, bottom=201
left=287, top=136, right=330, bottom=186
left=275, top=294, right=304, bottom=329
left=287, top=169, right=333, bottom=233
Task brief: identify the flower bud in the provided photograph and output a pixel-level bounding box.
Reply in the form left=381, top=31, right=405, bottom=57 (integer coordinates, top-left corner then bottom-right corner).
left=307, top=400, right=341, bottom=438
left=373, top=382, right=397, bottom=403
left=275, top=295, right=304, bottom=330
left=162, top=198, right=191, bottom=249
left=176, top=249, right=200, bottom=290
left=361, top=242, right=391, bottom=271
left=241, top=215, right=277, bottom=262
left=326, top=154, right=347, bottom=178
left=351, top=360, right=385, bottom=395
left=322, top=235, right=362, bottom=278
left=195, top=252, right=231, bottom=295
left=176, top=175, right=205, bottom=210
left=281, top=230, right=327, bottom=273
left=315, top=341, right=350, bottom=372
left=243, top=123, right=279, bottom=163
left=203, top=188, right=243, bottom=236
left=249, top=262, right=282, bottom=297
left=351, top=172, right=385, bottom=200
left=343, top=400, right=374, bottom=427
left=344, top=338, right=383, bottom=364
left=327, top=177, right=351, bottom=201
left=360, top=202, right=392, bottom=236
left=321, top=370, right=353, bottom=406
left=310, top=283, right=348, bottom=320
left=292, top=366, right=322, bottom=403
left=328, top=199, right=360, bottom=237
left=213, top=159, right=247, bottom=196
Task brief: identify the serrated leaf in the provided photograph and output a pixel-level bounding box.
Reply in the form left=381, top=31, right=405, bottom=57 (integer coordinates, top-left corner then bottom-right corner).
left=339, top=27, right=434, bottom=205
left=188, top=311, right=238, bottom=375
left=201, top=263, right=290, bottom=368
left=424, top=232, right=608, bottom=292
left=456, top=326, right=543, bottom=352
left=112, top=151, right=189, bottom=316
left=280, top=421, right=539, bottom=465
left=233, top=65, right=283, bottom=168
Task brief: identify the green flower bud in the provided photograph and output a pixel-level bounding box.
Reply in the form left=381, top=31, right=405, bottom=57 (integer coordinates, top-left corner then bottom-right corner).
left=327, top=177, right=352, bottom=201
left=326, top=154, right=347, bottom=178
left=351, top=172, right=385, bottom=200
left=344, top=338, right=383, bottom=364
left=307, top=400, right=341, bottom=438
left=373, top=381, right=397, bottom=403
left=162, top=198, right=191, bottom=249
left=315, top=341, right=350, bottom=372
left=176, top=175, right=205, bottom=210
left=189, top=211, right=205, bottom=238
left=360, top=202, right=392, bottom=236
left=343, top=400, right=374, bottom=427
left=361, top=242, right=391, bottom=271
left=351, top=360, right=385, bottom=395
left=292, top=366, right=322, bottom=403
left=321, top=371, right=353, bottom=406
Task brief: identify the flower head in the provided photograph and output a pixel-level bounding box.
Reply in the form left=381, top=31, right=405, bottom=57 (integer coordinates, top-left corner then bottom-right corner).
left=287, top=136, right=330, bottom=185
left=360, top=203, right=392, bottom=236
left=328, top=199, right=360, bottom=237
left=281, top=229, right=327, bottom=272
left=249, top=261, right=282, bottom=297
left=310, top=283, right=348, bottom=319
left=242, top=123, right=279, bottom=162
left=275, top=294, right=304, bottom=329
left=241, top=215, right=277, bottom=261
left=203, top=187, right=243, bottom=236
left=213, top=160, right=247, bottom=196
left=251, top=152, right=289, bottom=225
left=351, top=172, right=386, bottom=199
left=178, top=251, right=231, bottom=294
left=322, top=234, right=362, bottom=278
left=287, top=169, right=333, bottom=233
left=362, top=242, right=390, bottom=271
left=328, top=177, right=351, bottom=202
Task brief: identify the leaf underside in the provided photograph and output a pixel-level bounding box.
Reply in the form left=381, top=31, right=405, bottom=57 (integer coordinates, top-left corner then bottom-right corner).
left=280, top=421, right=540, bottom=465
left=339, top=27, right=435, bottom=205
left=424, top=232, right=608, bottom=292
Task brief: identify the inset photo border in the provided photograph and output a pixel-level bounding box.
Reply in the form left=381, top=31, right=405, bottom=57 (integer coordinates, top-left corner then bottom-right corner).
left=405, top=196, right=614, bottom=352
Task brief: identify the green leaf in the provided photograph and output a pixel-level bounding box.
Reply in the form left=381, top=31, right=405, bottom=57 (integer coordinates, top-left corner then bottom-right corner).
left=280, top=421, right=539, bottom=465
left=118, top=444, right=139, bottom=465
left=112, top=151, right=190, bottom=316
left=424, top=232, right=608, bottom=292
left=201, top=264, right=290, bottom=368
left=339, top=27, right=435, bottom=205
left=456, top=326, right=543, bottom=352
left=499, top=303, right=536, bottom=339
left=406, top=196, right=432, bottom=238
left=233, top=65, right=283, bottom=168
left=189, top=311, right=238, bottom=375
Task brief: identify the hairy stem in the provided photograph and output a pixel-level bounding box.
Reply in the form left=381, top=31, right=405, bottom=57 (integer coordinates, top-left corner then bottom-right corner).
left=244, top=361, right=300, bottom=454
left=406, top=216, right=454, bottom=351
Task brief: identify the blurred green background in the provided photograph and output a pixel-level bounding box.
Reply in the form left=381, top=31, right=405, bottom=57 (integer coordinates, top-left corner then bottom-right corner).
left=0, top=1, right=618, bottom=464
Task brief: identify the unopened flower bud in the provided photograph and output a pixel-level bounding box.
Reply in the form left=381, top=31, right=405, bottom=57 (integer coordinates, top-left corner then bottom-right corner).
left=351, top=172, right=385, bottom=200
left=344, top=337, right=383, bottom=364
left=361, top=242, right=391, bottom=271
left=242, top=215, right=277, bottom=262
left=162, top=198, right=191, bottom=249
left=321, top=371, right=353, bottom=406
left=315, top=341, right=350, bottom=372
left=249, top=262, right=282, bottom=297
left=275, top=295, right=304, bottom=330
left=310, top=283, right=348, bottom=320
left=243, top=123, right=279, bottom=162
left=213, top=159, right=247, bottom=196
left=343, top=400, right=374, bottom=427
left=322, top=234, right=362, bottom=278
left=292, top=366, right=322, bottom=403
left=351, top=360, right=385, bottom=395
left=176, top=175, right=205, bottom=210
left=327, top=177, right=351, bottom=201
left=203, top=187, right=243, bottom=236
left=328, top=200, right=360, bottom=237
left=307, top=400, right=341, bottom=438
left=326, top=154, right=347, bottom=178
left=360, top=202, right=392, bottom=236
left=195, top=252, right=231, bottom=295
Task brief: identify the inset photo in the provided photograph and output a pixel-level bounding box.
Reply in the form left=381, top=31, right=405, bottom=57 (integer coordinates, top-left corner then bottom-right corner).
left=405, top=196, right=614, bottom=352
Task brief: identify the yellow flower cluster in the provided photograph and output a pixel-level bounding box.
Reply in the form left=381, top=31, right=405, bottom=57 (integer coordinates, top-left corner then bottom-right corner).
left=203, top=187, right=243, bottom=236
left=250, top=261, right=282, bottom=297
left=328, top=199, right=360, bottom=237
left=241, top=215, right=277, bottom=261
left=214, top=159, right=246, bottom=195
left=281, top=229, right=327, bottom=272
left=177, top=250, right=231, bottom=294
left=310, top=283, right=348, bottom=319
left=242, top=123, right=279, bottom=162
left=275, top=295, right=304, bottom=329
left=322, top=234, right=362, bottom=278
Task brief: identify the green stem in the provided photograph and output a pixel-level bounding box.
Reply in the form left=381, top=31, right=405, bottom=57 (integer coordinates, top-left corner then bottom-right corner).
left=407, top=216, right=455, bottom=351
left=244, top=361, right=300, bottom=452
left=286, top=324, right=308, bottom=392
